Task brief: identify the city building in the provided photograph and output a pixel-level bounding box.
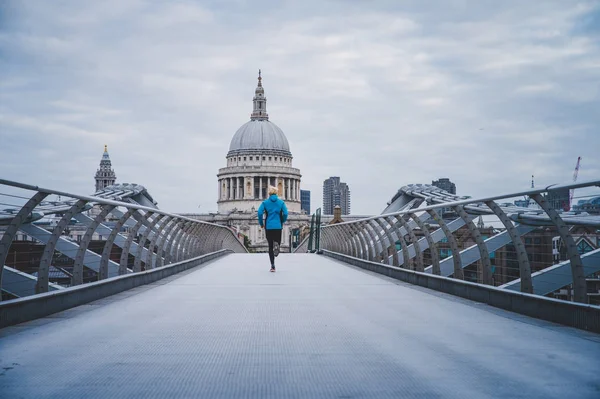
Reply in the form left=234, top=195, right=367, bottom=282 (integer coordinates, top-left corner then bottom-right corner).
left=95, top=145, right=116, bottom=192
left=431, top=178, right=456, bottom=194
left=300, top=190, right=311, bottom=214
left=323, top=177, right=351, bottom=215
left=185, top=71, right=310, bottom=251
left=573, top=196, right=600, bottom=214
left=545, top=188, right=570, bottom=210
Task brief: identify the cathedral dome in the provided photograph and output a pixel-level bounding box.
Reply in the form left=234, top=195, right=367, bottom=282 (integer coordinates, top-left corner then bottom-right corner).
left=228, top=120, right=291, bottom=157
left=226, top=70, right=292, bottom=158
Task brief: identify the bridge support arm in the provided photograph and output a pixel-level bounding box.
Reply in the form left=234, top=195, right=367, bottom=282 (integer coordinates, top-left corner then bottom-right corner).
left=485, top=201, right=533, bottom=293
left=0, top=192, right=49, bottom=299
left=530, top=193, right=587, bottom=303
left=409, top=213, right=440, bottom=275
left=453, top=205, right=492, bottom=285
left=427, top=209, right=463, bottom=280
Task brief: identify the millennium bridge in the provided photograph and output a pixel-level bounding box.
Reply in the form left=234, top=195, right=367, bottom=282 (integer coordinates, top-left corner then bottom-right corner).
left=1, top=177, right=599, bottom=398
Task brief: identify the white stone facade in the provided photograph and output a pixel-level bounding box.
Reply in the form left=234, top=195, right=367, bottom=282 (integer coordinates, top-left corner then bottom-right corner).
left=217, top=165, right=302, bottom=214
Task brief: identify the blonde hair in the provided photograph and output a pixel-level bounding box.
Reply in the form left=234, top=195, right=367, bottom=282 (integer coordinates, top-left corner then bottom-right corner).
left=268, top=186, right=278, bottom=196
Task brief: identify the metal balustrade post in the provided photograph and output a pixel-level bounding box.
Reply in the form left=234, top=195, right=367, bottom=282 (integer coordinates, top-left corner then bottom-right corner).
left=315, top=208, right=322, bottom=253
left=343, top=225, right=357, bottom=256
left=215, top=229, right=229, bottom=252
left=37, top=199, right=89, bottom=292
left=204, top=227, right=220, bottom=253
left=354, top=222, right=372, bottom=261
left=358, top=221, right=376, bottom=261
left=329, top=227, right=341, bottom=252
left=373, top=218, right=398, bottom=266
left=386, top=216, right=411, bottom=269
left=530, top=193, right=587, bottom=303
left=209, top=226, right=224, bottom=253
left=360, top=222, right=374, bottom=260
left=332, top=226, right=345, bottom=254
left=185, top=224, right=201, bottom=257
left=321, top=228, right=332, bottom=250
left=397, top=215, right=424, bottom=272
left=308, top=214, right=315, bottom=252
left=165, top=221, right=191, bottom=264
left=485, top=201, right=533, bottom=293
left=166, top=221, right=189, bottom=263
left=217, top=230, right=232, bottom=251
left=194, top=224, right=213, bottom=256
left=178, top=223, right=199, bottom=261
left=366, top=219, right=386, bottom=262
left=35, top=200, right=87, bottom=294
left=340, top=224, right=357, bottom=257
left=380, top=216, right=400, bottom=263
left=453, top=205, right=492, bottom=285
left=323, top=228, right=334, bottom=251
left=338, top=224, right=354, bottom=256
left=0, top=192, right=49, bottom=297
left=155, top=218, right=179, bottom=268
left=427, top=209, right=464, bottom=280
left=120, top=211, right=153, bottom=274
left=148, top=216, right=174, bottom=268
left=330, top=225, right=344, bottom=253
left=191, top=224, right=210, bottom=256
left=179, top=224, right=201, bottom=262
left=138, top=214, right=165, bottom=271
left=338, top=224, right=353, bottom=256
left=100, top=209, right=134, bottom=279
left=72, top=205, right=116, bottom=285
left=349, top=223, right=367, bottom=259
left=409, top=213, right=440, bottom=275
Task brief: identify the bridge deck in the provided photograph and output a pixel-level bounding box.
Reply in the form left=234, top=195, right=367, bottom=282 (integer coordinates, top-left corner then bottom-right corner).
left=1, top=254, right=599, bottom=398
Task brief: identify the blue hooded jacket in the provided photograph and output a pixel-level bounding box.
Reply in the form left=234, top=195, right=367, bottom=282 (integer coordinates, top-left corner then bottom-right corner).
left=258, top=194, right=288, bottom=230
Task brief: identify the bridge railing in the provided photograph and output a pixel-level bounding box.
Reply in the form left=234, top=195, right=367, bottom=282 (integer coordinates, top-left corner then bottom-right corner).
left=319, top=179, right=600, bottom=304
left=293, top=235, right=310, bottom=253
left=0, top=178, right=246, bottom=300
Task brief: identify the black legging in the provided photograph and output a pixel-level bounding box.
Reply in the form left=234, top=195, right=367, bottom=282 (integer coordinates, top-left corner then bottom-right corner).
left=266, top=229, right=282, bottom=265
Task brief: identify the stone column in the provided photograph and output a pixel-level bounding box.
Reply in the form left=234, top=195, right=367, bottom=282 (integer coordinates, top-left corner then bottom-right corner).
left=282, top=178, right=286, bottom=200
left=259, top=177, right=263, bottom=199
left=244, top=177, right=251, bottom=199
left=277, top=177, right=283, bottom=197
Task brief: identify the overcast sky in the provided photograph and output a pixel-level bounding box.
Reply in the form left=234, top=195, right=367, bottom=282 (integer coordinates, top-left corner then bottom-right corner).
left=1, top=0, right=599, bottom=214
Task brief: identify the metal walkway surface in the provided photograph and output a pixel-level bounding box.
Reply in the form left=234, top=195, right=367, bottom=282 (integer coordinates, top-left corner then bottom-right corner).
left=1, top=254, right=599, bottom=399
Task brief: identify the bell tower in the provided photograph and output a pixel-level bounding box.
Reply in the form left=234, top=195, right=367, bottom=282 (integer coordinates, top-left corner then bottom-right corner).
left=94, top=145, right=117, bottom=192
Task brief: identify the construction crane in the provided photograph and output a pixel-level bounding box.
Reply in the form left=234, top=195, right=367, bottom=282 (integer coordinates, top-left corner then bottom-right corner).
left=569, top=156, right=582, bottom=211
